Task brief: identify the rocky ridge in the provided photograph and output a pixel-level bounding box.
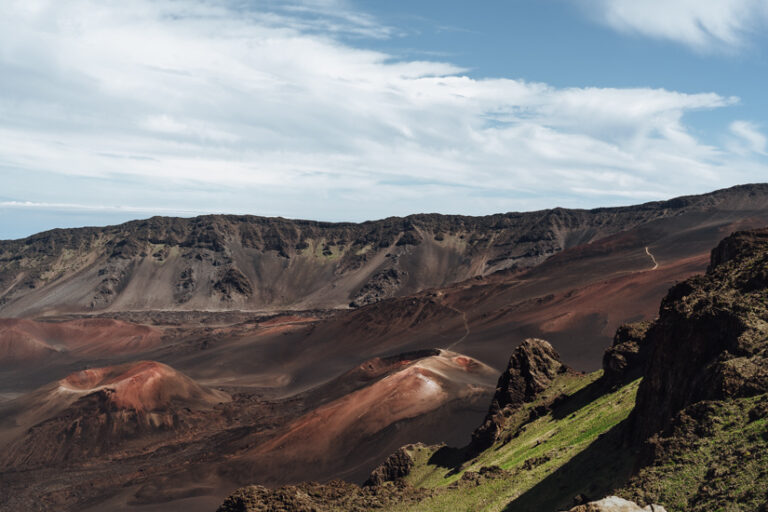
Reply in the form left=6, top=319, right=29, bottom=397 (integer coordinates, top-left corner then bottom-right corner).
left=629, top=227, right=768, bottom=442
left=2, top=183, right=767, bottom=316
left=600, top=321, right=652, bottom=388
left=470, top=338, right=571, bottom=452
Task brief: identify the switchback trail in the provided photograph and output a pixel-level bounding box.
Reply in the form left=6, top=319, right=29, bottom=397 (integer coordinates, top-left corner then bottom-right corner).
left=645, top=246, right=659, bottom=270
left=445, top=304, right=470, bottom=350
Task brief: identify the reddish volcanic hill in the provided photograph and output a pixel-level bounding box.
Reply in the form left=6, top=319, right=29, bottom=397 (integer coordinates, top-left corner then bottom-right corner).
left=57, top=360, right=227, bottom=410
left=224, top=349, right=498, bottom=485
left=0, top=317, right=163, bottom=366
left=0, top=361, right=229, bottom=469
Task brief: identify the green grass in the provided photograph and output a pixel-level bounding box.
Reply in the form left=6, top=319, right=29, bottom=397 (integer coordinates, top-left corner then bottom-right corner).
left=392, top=373, right=641, bottom=512
left=619, top=394, right=768, bottom=512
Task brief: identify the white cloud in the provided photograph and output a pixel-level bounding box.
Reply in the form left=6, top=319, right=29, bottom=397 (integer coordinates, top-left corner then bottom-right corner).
left=582, top=0, right=768, bottom=52
left=730, top=121, right=767, bottom=155
left=0, top=0, right=765, bottom=228
left=0, top=200, right=208, bottom=214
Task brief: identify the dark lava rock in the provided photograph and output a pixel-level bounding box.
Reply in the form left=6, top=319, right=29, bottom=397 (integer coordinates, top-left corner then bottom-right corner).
left=364, top=446, right=414, bottom=486
left=174, top=267, right=196, bottom=303
left=216, top=479, right=430, bottom=512
left=110, top=238, right=144, bottom=259
left=214, top=268, right=253, bottom=300
left=451, top=465, right=511, bottom=488
left=470, top=338, right=568, bottom=452
left=630, top=227, right=768, bottom=443
left=708, top=228, right=768, bottom=271
left=350, top=267, right=407, bottom=307
left=601, top=321, right=653, bottom=388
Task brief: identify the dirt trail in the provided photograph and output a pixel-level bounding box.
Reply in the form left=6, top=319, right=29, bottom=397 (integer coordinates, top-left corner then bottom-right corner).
left=445, top=304, right=470, bottom=349
left=645, top=246, right=659, bottom=270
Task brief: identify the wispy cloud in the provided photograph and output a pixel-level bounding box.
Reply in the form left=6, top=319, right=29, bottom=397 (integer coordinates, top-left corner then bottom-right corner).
left=0, top=0, right=765, bottom=232
left=0, top=200, right=213, bottom=214
left=729, top=121, right=767, bottom=155
left=581, top=0, right=768, bottom=52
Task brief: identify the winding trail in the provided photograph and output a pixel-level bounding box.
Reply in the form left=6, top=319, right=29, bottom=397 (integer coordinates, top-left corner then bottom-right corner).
left=645, top=246, right=659, bottom=270
left=445, top=304, right=470, bottom=350
left=442, top=246, right=659, bottom=349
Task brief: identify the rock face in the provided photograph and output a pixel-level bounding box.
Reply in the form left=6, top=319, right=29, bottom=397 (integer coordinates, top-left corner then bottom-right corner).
left=601, top=321, right=652, bottom=387
left=470, top=338, right=568, bottom=451
left=364, top=446, right=415, bottom=486
left=630, top=227, right=768, bottom=442
left=565, top=496, right=667, bottom=512
left=214, top=267, right=254, bottom=300
left=707, top=227, right=768, bottom=271
left=2, top=183, right=768, bottom=316
left=216, top=480, right=429, bottom=512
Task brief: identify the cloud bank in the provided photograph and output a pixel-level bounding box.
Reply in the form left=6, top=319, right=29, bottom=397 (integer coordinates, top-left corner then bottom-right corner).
left=583, top=0, right=768, bottom=52
left=0, top=0, right=765, bottom=231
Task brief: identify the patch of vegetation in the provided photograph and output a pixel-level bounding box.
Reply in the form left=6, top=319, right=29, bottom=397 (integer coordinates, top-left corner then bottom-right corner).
left=391, top=373, right=640, bottom=512
left=619, top=394, right=768, bottom=512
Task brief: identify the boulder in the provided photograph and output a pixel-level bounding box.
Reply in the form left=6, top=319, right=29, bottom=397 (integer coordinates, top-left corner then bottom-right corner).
left=565, top=496, right=667, bottom=512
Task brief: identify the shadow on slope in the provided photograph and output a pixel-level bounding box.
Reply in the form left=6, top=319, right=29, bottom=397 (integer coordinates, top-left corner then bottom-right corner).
left=503, top=420, right=636, bottom=512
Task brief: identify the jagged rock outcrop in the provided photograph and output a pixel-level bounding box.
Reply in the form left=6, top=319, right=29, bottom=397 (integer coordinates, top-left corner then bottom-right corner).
left=214, top=267, right=254, bottom=300
left=216, top=480, right=430, bottom=512
left=364, top=446, right=415, bottom=486
left=470, top=338, right=569, bottom=451
left=565, top=496, right=667, bottom=512
left=350, top=267, right=408, bottom=307
left=707, top=227, right=768, bottom=271
left=630, top=227, right=768, bottom=442
left=601, top=321, right=653, bottom=387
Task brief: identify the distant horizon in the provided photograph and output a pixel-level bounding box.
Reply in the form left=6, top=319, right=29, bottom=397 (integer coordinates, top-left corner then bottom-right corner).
left=2, top=1, right=767, bottom=240
left=3, top=182, right=765, bottom=241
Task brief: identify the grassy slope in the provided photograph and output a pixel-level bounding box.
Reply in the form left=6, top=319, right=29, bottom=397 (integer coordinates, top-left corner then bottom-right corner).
left=392, top=372, right=640, bottom=512
left=215, top=373, right=767, bottom=512
left=619, top=394, right=768, bottom=512
left=390, top=381, right=768, bottom=512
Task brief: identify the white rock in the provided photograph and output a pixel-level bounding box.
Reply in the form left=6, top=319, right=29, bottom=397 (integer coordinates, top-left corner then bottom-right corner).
left=563, top=495, right=667, bottom=512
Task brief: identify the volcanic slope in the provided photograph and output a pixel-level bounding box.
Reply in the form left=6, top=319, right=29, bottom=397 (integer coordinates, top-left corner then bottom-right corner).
left=0, top=361, right=229, bottom=468
left=3, top=186, right=768, bottom=511
left=218, top=226, right=768, bottom=512
left=223, top=350, right=498, bottom=485
left=183, top=183, right=768, bottom=400
left=1, top=184, right=768, bottom=317
left=0, top=317, right=164, bottom=367
left=0, top=350, right=497, bottom=512
left=6, top=182, right=751, bottom=395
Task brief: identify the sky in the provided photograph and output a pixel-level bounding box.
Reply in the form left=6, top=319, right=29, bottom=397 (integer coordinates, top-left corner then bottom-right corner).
left=1, top=0, right=767, bottom=239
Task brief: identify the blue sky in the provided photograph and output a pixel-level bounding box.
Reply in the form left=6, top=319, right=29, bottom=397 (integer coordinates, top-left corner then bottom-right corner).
left=1, top=0, right=767, bottom=239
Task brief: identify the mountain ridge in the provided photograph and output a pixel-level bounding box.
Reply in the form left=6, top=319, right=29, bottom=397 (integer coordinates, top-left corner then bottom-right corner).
left=2, top=183, right=767, bottom=317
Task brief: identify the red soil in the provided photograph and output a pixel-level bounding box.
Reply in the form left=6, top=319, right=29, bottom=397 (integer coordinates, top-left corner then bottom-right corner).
left=0, top=318, right=163, bottom=364
left=58, top=361, right=227, bottom=411
left=243, top=350, right=496, bottom=471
